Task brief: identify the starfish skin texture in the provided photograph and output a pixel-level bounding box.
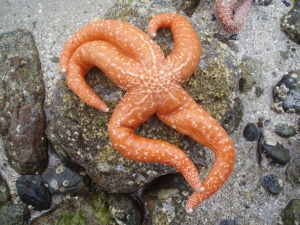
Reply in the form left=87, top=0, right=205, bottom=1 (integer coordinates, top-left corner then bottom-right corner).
left=215, top=0, right=253, bottom=34
left=59, top=13, right=235, bottom=213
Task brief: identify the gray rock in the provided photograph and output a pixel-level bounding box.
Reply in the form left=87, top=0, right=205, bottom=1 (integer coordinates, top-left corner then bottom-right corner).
left=274, top=123, right=297, bottom=138
left=273, top=71, right=300, bottom=113
left=262, top=142, right=291, bottom=165
left=16, top=174, right=52, bottom=211
left=286, top=143, right=300, bottom=184
left=260, top=173, right=283, bottom=195
left=42, top=164, right=90, bottom=194
left=280, top=199, right=300, bottom=225
left=143, top=174, right=193, bottom=225
left=108, top=194, right=142, bottom=225
left=46, top=0, right=241, bottom=193
left=281, top=1, right=300, bottom=44
left=0, top=202, right=30, bottom=225
left=0, top=30, right=47, bottom=174
left=0, top=174, right=10, bottom=206
left=238, top=57, right=265, bottom=94
left=243, top=122, right=260, bottom=141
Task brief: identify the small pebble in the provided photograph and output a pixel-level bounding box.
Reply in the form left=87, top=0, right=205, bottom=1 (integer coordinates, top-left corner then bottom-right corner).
left=260, top=174, right=282, bottom=195
left=262, top=142, right=291, bottom=165
left=274, top=123, right=297, bottom=138
left=243, top=123, right=260, bottom=141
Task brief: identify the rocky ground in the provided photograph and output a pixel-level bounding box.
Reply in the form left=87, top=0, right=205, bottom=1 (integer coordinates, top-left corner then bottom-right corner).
left=0, top=0, right=299, bottom=224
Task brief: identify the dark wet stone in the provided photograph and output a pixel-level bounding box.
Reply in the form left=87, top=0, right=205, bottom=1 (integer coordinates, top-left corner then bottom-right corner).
left=108, top=194, right=142, bottom=225
left=262, top=141, right=291, bottom=165
left=243, top=122, right=260, bottom=141
left=0, top=174, right=10, bottom=206
left=260, top=174, right=283, bottom=195
left=0, top=202, right=30, bottom=225
left=219, top=219, right=237, bottom=225
left=31, top=191, right=114, bottom=225
left=238, top=57, right=265, bottom=94
left=256, top=0, right=274, bottom=6
left=273, top=71, right=300, bottom=113
left=286, top=143, right=300, bottom=184
left=0, top=30, right=47, bottom=174
left=42, top=165, right=90, bottom=194
left=16, top=174, right=51, bottom=211
left=46, top=1, right=241, bottom=193
left=280, top=199, right=300, bottom=224
left=274, top=123, right=297, bottom=138
left=255, top=86, right=263, bottom=98
left=281, top=1, right=300, bottom=44
left=143, top=174, right=193, bottom=225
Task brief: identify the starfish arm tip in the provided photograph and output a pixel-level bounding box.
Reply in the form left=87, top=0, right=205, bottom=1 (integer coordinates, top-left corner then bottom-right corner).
left=185, top=207, right=194, bottom=214
left=60, top=67, right=67, bottom=73
left=148, top=33, right=156, bottom=39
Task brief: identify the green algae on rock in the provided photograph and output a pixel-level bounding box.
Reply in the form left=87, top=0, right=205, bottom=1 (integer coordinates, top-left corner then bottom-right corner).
left=31, top=191, right=113, bottom=225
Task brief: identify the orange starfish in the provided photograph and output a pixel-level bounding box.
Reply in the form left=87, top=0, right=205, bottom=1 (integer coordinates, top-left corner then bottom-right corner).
left=60, top=13, right=235, bottom=213
left=215, top=0, right=253, bottom=34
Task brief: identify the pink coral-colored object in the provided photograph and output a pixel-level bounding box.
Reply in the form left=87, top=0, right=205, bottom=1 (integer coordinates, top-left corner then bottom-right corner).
left=215, top=0, right=253, bottom=34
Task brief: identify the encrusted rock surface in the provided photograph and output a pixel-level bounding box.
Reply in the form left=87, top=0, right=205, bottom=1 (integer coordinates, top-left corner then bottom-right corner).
left=0, top=30, right=47, bottom=174
left=281, top=0, right=300, bottom=44
left=46, top=0, right=241, bottom=193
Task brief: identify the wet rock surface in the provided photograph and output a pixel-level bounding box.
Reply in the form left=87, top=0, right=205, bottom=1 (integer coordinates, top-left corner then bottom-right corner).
left=243, top=122, right=260, bottom=141
left=143, top=174, right=194, bottom=225
left=0, top=202, right=30, bottom=225
left=238, top=57, right=265, bottom=94
left=273, top=71, right=300, bottom=113
left=286, top=143, right=300, bottom=184
left=274, top=123, right=297, bottom=138
left=0, top=174, right=10, bottom=205
left=281, top=1, right=300, bottom=44
left=42, top=164, right=90, bottom=195
left=260, top=173, right=283, bottom=195
left=262, top=141, right=291, bottom=165
left=31, top=191, right=114, bottom=225
left=108, top=194, right=142, bottom=225
left=280, top=199, right=300, bottom=224
left=46, top=0, right=241, bottom=193
left=0, top=30, right=47, bottom=174
left=16, top=174, right=52, bottom=211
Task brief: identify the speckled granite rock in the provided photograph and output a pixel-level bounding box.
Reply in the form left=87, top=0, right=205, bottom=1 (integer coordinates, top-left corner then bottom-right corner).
left=46, top=0, right=241, bottom=193
left=281, top=1, right=300, bottom=44
left=0, top=30, right=47, bottom=174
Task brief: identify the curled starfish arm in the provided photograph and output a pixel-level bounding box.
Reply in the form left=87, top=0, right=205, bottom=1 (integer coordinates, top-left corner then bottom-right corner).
left=60, top=19, right=163, bottom=72
left=66, top=41, right=141, bottom=112
left=215, top=0, right=253, bottom=34
left=148, top=13, right=201, bottom=84
left=108, top=91, right=203, bottom=192
left=158, top=89, right=235, bottom=213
